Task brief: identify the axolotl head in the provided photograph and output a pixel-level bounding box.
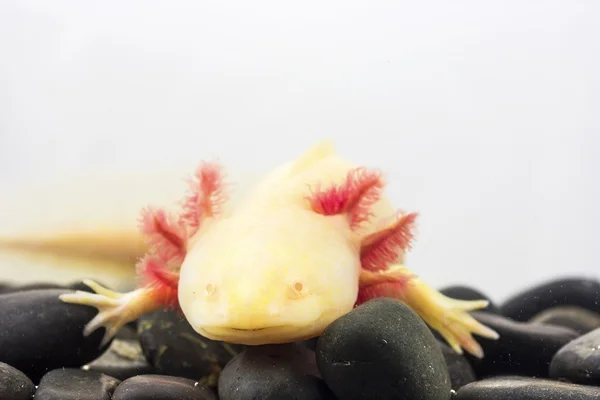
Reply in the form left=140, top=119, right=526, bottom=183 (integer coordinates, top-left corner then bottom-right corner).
left=177, top=207, right=361, bottom=345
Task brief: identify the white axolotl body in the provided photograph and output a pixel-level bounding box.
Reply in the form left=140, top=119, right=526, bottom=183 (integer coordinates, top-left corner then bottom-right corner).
left=59, top=140, right=498, bottom=358
left=179, top=140, right=396, bottom=344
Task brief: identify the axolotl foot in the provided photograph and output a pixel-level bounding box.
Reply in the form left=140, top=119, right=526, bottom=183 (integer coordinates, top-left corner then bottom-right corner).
left=359, top=265, right=499, bottom=359
left=59, top=279, right=159, bottom=347
left=419, top=290, right=499, bottom=358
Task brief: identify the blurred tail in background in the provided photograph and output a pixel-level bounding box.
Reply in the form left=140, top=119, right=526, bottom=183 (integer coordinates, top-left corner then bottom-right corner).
left=0, top=165, right=258, bottom=290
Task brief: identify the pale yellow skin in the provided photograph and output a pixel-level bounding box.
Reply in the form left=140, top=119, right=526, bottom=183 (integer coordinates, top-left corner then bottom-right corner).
left=178, top=140, right=376, bottom=344
left=59, top=140, right=499, bottom=358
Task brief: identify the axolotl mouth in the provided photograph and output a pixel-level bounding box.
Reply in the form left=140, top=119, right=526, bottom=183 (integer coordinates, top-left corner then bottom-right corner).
left=197, top=325, right=317, bottom=344
left=194, top=318, right=334, bottom=345
left=230, top=327, right=275, bottom=332
left=181, top=287, right=344, bottom=345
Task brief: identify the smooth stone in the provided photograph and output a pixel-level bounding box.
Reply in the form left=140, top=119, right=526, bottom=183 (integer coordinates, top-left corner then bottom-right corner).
left=0, top=280, right=104, bottom=294
left=138, top=308, right=244, bottom=384
left=301, top=336, right=319, bottom=351
left=68, top=280, right=102, bottom=292
left=85, top=326, right=155, bottom=381
left=316, top=297, right=451, bottom=400
left=500, top=277, right=600, bottom=322
left=0, top=289, right=111, bottom=383
left=439, top=285, right=500, bottom=314
left=438, top=341, right=476, bottom=391
left=219, top=343, right=336, bottom=400
left=530, top=306, right=600, bottom=335
left=112, top=375, right=217, bottom=400
left=455, top=376, right=600, bottom=400
left=0, top=282, right=12, bottom=294
left=466, top=311, right=580, bottom=378
left=1, top=282, right=65, bottom=292
left=550, top=326, right=600, bottom=385
left=0, top=362, right=35, bottom=400
left=34, top=368, right=121, bottom=400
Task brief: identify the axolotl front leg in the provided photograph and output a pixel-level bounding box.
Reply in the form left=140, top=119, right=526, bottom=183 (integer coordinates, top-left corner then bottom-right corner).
left=307, top=167, right=499, bottom=359
left=60, top=162, right=226, bottom=346
left=358, top=265, right=498, bottom=358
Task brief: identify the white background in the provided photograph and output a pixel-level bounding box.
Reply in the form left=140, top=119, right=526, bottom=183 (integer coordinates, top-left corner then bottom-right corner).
left=1, top=1, right=598, bottom=302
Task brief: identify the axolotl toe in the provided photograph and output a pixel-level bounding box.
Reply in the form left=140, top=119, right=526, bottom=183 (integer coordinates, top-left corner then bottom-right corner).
left=59, top=139, right=499, bottom=358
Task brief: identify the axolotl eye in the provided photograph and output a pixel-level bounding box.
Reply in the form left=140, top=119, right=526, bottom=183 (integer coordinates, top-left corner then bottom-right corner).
left=288, top=281, right=306, bottom=299
left=204, top=283, right=217, bottom=297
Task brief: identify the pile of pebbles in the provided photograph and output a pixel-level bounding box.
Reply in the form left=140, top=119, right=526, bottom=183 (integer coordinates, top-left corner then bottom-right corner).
left=0, top=277, right=599, bottom=399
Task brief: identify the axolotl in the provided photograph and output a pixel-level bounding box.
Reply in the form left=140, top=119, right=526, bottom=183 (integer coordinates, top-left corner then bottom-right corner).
left=60, top=140, right=499, bottom=358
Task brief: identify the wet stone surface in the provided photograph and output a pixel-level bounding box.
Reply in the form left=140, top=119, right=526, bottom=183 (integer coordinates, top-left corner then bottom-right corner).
left=529, top=306, right=600, bottom=335
left=438, top=341, right=476, bottom=391
left=0, top=277, right=600, bottom=399
left=316, top=297, right=451, bottom=400
left=0, top=361, right=35, bottom=400
left=549, top=326, right=600, bottom=385
left=454, top=376, right=600, bottom=400
left=500, top=277, right=600, bottom=322
left=219, top=343, right=336, bottom=400
left=0, top=280, right=104, bottom=295
left=112, top=375, right=217, bottom=400
left=301, top=336, right=320, bottom=352
left=35, top=368, right=121, bottom=400
left=0, top=288, right=111, bottom=383
left=465, top=311, right=580, bottom=378
left=85, top=325, right=156, bottom=381
left=137, top=307, right=244, bottom=384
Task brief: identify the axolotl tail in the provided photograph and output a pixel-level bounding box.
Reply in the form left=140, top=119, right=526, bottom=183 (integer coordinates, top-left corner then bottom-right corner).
left=0, top=163, right=262, bottom=265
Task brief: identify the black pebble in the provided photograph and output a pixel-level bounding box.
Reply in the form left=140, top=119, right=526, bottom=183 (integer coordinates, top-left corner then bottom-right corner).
left=0, top=280, right=104, bottom=295
left=549, top=326, right=600, bottom=385
left=439, top=285, right=500, bottom=314
left=529, top=306, right=600, bottom=335
left=438, top=341, right=476, bottom=391
left=465, top=311, right=580, bottom=378
left=0, top=362, right=35, bottom=400
left=455, top=376, right=600, bottom=400
left=85, top=326, right=155, bottom=381
left=34, top=368, right=121, bottom=400
left=0, top=282, right=12, bottom=294
left=138, top=308, right=244, bottom=384
left=500, top=277, right=600, bottom=321
left=316, top=297, right=451, bottom=400
left=0, top=289, right=111, bottom=383
left=301, top=336, right=320, bottom=351
left=0, top=282, right=65, bottom=293
left=112, top=375, right=217, bottom=400
left=68, top=280, right=104, bottom=292
left=219, top=343, right=336, bottom=400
